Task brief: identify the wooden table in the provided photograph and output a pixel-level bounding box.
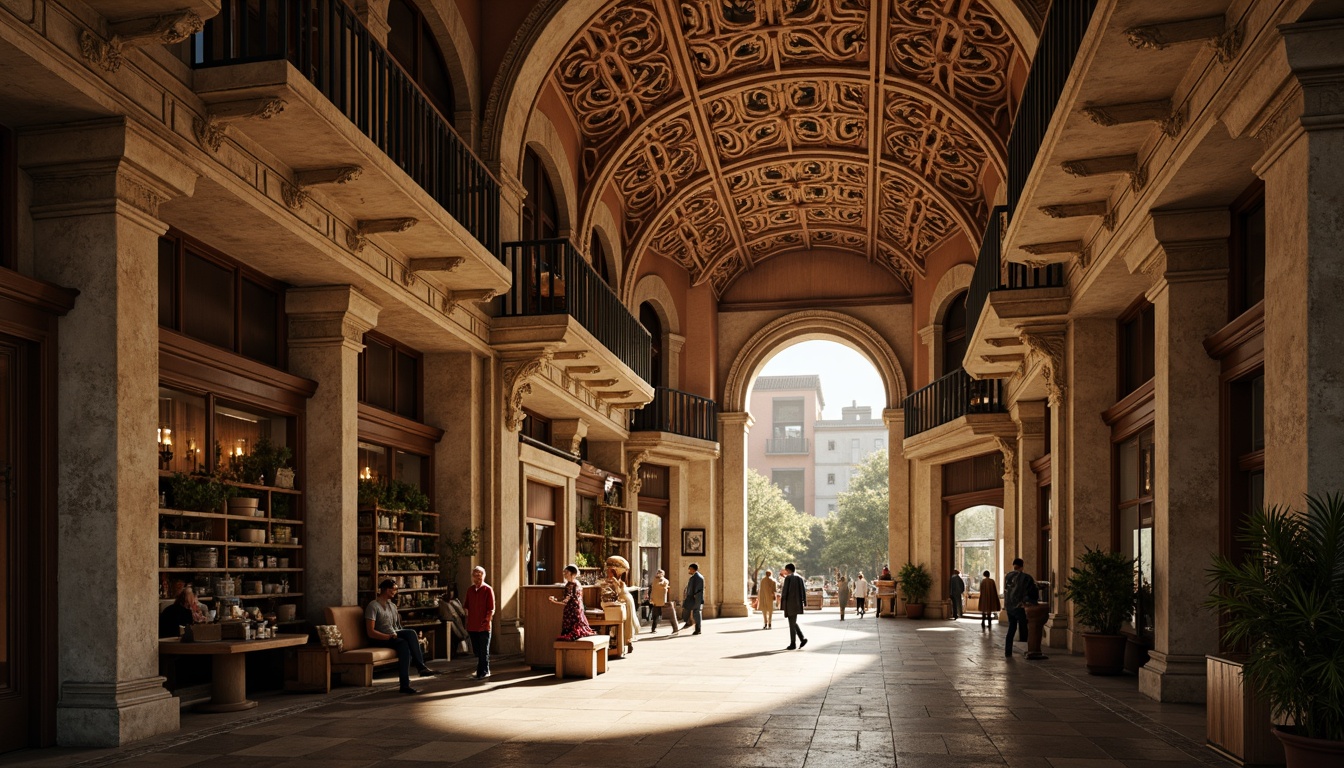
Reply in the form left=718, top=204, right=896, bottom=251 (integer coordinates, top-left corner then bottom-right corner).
left=159, top=634, right=308, bottom=712
left=587, top=618, right=627, bottom=659
left=522, top=584, right=602, bottom=668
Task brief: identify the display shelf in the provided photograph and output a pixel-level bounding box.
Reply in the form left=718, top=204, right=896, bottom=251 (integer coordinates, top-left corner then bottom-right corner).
left=158, top=470, right=304, bottom=495
left=158, top=508, right=305, bottom=525
left=158, top=539, right=303, bottom=548
left=237, top=592, right=304, bottom=599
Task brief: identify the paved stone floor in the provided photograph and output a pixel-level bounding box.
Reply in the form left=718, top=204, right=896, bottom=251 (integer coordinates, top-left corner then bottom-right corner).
left=5, top=611, right=1233, bottom=768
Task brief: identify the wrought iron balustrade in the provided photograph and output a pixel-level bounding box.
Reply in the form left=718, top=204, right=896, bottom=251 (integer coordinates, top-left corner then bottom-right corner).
left=501, top=239, right=652, bottom=383
left=902, top=368, right=1007, bottom=439
left=194, top=0, right=500, bottom=257
left=765, top=437, right=810, bottom=455
left=965, top=206, right=1065, bottom=341
left=630, top=387, right=718, bottom=442
left=1006, top=0, right=1098, bottom=215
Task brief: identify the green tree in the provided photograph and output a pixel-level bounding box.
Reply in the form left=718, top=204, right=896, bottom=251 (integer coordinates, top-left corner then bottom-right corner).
left=823, top=449, right=890, bottom=577
left=796, top=518, right=827, bottom=578
left=747, top=469, right=812, bottom=592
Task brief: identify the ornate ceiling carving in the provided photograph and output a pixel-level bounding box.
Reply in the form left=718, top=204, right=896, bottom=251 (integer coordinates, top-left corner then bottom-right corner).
left=548, top=0, right=1022, bottom=295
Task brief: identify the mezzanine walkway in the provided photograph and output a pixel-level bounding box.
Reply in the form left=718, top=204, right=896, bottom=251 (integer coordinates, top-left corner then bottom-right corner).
left=5, top=611, right=1229, bottom=768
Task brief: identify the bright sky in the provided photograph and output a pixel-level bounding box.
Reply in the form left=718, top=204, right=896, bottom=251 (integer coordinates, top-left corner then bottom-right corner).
left=756, top=340, right=886, bottom=419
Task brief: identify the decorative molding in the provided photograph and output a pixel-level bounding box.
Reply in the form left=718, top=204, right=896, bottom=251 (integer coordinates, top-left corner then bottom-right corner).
left=440, top=288, right=497, bottom=314
left=984, top=337, right=1020, bottom=348
left=1061, top=154, right=1146, bottom=192
left=1017, top=331, right=1066, bottom=407
left=345, top=217, right=418, bottom=252
left=980, top=353, right=1021, bottom=365
left=119, top=177, right=167, bottom=218
left=992, top=436, right=1017, bottom=484
left=551, top=419, right=589, bottom=456
left=283, top=166, right=362, bottom=209
left=1252, top=87, right=1302, bottom=147
left=193, top=98, right=287, bottom=152
left=598, top=390, right=634, bottom=401
left=408, top=257, right=465, bottom=273
left=584, top=379, right=619, bottom=389
left=1081, top=100, right=1185, bottom=138
left=1039, top=200, right=1107, bottom=219
left=502, top=352, right=554, bottom=432
left=626, top=449, right=652, bottom=496
left=1020, top=240, right=1089, bottom=269
left=553, top=351, right=587, bottom=360
left=79, top=11, right=203, bottom=73
left=564, top=365, right=602, bottom=374
left=1125, top=16, right=1227, bottom=51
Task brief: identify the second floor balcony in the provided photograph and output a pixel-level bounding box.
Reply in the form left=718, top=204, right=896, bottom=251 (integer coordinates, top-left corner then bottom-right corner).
left=765, top=437, right=810, bottom=455
left=192, top=0, right=505, bottom=288
left=631, top=388, right=718, bottom=443
left=902, top=368, right=1008, bottom=440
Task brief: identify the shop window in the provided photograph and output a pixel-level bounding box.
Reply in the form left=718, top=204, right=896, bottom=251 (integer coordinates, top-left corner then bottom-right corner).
left=1118, top=301, right=1155, bottom=398
left=0, top=124, right=15, bottom=271
left=357, top=442, right=427, bottom=491
left=1230, top=182, right=1266, bottom=320
left=158, top=229, right=286, bottom=367
left=1117, top=426, right=1155, bottom=640
left=386, top=0, right=457, bottom=124
left=941, top=290, right=969, bottom=375
left=357, top=332, right=421, bottom=421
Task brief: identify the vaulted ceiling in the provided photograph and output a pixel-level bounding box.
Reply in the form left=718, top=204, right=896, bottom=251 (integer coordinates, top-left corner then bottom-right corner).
left=547, top=0, right=1035, bottom=296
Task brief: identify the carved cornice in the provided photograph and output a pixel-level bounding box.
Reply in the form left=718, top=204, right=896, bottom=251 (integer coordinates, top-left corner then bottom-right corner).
left=626, top=449, right=652, bottom=495
left=283, top=166, right=362, bottom=209
left=1061, top=154, right=1146, bottom=193
left=441, top=289, right=497, bottom=315
left=79, top=11, right=203, bottom=73
left=502, top=352, right=554, bottom=432
left=346, top=217, right=418, bottom=252
left=1081, top=100, right=1185, bottom=138
left=1017, top=331, right=1066, bottom=407
left=193, top=98, right=287, bottom=152
left=992, top=436, right=1017, bottom=484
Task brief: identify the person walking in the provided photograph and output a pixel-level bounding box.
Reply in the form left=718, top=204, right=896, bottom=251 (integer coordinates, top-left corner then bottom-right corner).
left=648, top=569, right=679, bottom=634
left=780, top=563, right=808, bottom=650
left=853, top=572, right=870, bottom=618
left=682, top=563, right=705, bottom=635
left=837, top=573, right=851, bottom=620
left=1002, top=558, right=1037, bottom=657
left=949, top=568, right=965, bottom=620
left=977, top=570, right=1000, bottom=630
left=758, top=569, right=777, bottom=629
left=463, top=566, right=495, bottom=680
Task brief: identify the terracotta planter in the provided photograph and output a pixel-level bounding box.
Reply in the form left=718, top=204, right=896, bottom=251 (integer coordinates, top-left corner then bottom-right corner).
left=1082, top=633, right=1128, bottom=675
left=1274, top=727, right=1344, bottom=768
left=904, top=603, right=925, bottom=619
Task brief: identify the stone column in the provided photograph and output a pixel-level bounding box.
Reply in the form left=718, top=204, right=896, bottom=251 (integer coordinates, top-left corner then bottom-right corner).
left=918, top=325, right=943, bottom=380
left=353, top=0, right=391, bottom=45
left=908, top=457, right=942, bottom=616
left=717, top=411, right=753, bottom=618
left=1256, top=18, right=1344, bottom=504
left=286, top=287, right=380, bottom=622
left=667, top=333, right=686, bottom=389
left=883, top=409, right=910, bottom=572
left=493, top=352, right=543, bottom=654
left=23, top=119, right=196, bottom=746
left=425, top=352, right=488, bottom=597
left=1137, top=210, right=1228, bottom=703
left=690, top=457, right=725, bottom=616
left=1010, top=401, right=1048, bottom=583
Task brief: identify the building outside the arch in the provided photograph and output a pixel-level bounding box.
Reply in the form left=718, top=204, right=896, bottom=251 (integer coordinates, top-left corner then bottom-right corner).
left=0, top=0, right=1339, bottom=753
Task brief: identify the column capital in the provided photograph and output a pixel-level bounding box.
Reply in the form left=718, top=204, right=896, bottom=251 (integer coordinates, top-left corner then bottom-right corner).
left=286, top=286, right=381, bottom=351
left=718, top=411, right=754, bottom=430
left=1017, top=327, right=1067, bottom=408
left=550, top=418, right=588, bottom=456
left=881, top=407, right=904, bottom=428
left=916, top=323, right=940, bottom=347
left=1283, top=18, right=1344, bottom=122
left=1133, top=209, right=1230, bottom=299
left=667, top=332, right=687, bottom=353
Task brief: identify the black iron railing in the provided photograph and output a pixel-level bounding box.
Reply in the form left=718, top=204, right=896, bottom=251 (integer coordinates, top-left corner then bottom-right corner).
left=630, top=387, right=718, bottom=442
left=194, top=0, right=500, bottom=256
left=965, top=205, right=1066, bottom=341
left=765, top=438, right=810, bottom=455
left=1006, top=0, right=1098, bottom=215
left=501, top=239, right=652, bottom=383
left=902, top=368, right=1007, bottom=438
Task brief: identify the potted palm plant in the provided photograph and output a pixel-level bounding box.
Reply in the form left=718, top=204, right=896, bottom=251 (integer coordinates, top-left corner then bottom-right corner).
left=1061, top=546, right=1135, bottom=675
left=1206, top=495, right=1344, bottom=767
left=896, top=562, right=932, bottom=618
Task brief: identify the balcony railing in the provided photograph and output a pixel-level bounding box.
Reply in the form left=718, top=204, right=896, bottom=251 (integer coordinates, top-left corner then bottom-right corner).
left=966, top=205, right=1066, bottom=341
left=501, top=239, right=652, bottom=383
left=630, top=387, right=718, bottom=442
left=1006, top=0, right=1098, bottom=215
left=765, top=437, right=810, bottom=455
left=902, top=368, right=1007, bottom=438
left=194, top=0, right=500, bottom=256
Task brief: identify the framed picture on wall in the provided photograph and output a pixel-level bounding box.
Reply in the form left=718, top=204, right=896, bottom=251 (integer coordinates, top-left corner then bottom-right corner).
left=681, top=527, right=706, bottom=556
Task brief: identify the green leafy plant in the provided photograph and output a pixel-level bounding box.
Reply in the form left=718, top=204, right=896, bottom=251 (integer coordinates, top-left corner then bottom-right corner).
left=896, top=561, right=932, bottom=604
left=168, top=472, right=238, bottom=512
left=394, top=481, right=431, bottom=514
left=443, top=525, right=483, bottom=595
left=575, top=551, right=595, bottom=569
left=1206, top=495, right=1344, bottom=742
left=1062, top=546, right=1136, bottom=635
left=358, top=478, right=383, bottom=508
left=244, top=437, right=292, bottom=486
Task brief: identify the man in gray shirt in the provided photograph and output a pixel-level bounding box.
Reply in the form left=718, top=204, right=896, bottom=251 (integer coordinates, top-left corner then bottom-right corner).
left=366, top=579, right=436, bottom=693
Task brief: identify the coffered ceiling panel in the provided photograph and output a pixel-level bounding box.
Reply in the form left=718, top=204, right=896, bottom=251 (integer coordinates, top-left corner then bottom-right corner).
left=547, top=0, right=1026, bottom=296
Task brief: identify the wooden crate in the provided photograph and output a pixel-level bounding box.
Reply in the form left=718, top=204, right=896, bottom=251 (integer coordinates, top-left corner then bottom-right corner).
left=1206, top=654, right=1284, bottom=765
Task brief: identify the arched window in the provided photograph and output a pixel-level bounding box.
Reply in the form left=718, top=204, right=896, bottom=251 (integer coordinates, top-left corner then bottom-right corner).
left=522, top=148, right=560, bottom=241
left=942, top=290, right=968, bottom=375
left=386, top=0, right=457, bottom=125
left=640, top=302, right=663, bottom=387
left=592, top=236, right=612, bottom=288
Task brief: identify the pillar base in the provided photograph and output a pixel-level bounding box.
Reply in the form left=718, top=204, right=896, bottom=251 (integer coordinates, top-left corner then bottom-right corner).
left=1138, top=651, right=1207, bottom=703
left=494, top=623, right=523, bottom=656
left=56, top=677, right=179, bottom=747
left=1044, top=616, right=1070, bottom=649
left=717, top=602, right=750, bottom=618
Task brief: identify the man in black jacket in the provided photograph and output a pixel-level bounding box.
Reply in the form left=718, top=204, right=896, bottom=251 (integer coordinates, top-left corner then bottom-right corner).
left=780, top=563, right=809, bottom=650
left=682, top=563, right=705, bottom=635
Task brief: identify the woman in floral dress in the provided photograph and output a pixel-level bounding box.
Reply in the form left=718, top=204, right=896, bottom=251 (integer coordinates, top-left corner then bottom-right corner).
left=551, top=564, right=595, bottom=640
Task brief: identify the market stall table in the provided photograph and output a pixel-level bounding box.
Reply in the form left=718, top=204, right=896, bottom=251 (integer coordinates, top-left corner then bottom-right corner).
left=587, top=617, right=627, bottom=659
left=159, top=633, right=309, bottom=712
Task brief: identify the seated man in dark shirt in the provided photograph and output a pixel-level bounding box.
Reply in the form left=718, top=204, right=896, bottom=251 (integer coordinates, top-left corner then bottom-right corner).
left=366, top=579, right=438, bottom=694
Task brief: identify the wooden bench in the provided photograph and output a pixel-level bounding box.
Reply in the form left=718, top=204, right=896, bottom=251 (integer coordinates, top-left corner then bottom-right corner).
left=554, top=635, right=608, bottom=679
left=325, top=606, right=398, bottom=687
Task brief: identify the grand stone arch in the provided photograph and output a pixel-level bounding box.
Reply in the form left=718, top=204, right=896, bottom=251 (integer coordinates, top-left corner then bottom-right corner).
left=715, top=310, right=914, bottom=619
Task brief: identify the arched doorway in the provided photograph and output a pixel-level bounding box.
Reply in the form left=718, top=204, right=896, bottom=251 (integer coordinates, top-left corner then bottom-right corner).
left=639, top=302, right=663, bottom=388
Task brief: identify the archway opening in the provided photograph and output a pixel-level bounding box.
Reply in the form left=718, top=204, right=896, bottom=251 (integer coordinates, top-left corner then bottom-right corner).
left=951, top=503, right=1001, bottom=592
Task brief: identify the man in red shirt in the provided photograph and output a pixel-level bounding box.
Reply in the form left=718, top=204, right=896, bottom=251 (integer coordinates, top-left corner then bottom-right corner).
left=463, top=566, right=495, bottom=679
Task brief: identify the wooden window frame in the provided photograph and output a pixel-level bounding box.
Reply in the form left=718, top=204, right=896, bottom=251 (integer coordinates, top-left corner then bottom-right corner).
left=357, top=402, right=443, bottom=495
left=1116, top=297, right=1155, bottom=399
left=158, top=228, right=287, bottom=368
left=1228, top=180, right=1266, bottom=322
left=357, top=330, right=424, bottom=422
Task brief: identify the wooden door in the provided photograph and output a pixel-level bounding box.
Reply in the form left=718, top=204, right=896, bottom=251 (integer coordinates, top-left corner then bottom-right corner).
left=0, top=338, right=31, bottom=752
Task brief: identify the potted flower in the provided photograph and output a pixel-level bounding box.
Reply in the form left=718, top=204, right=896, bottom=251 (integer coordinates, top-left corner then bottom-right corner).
left=1206, top=495, right=1344, bottom=766
left=896, top=562, right=932, bottom=618
left=1061, top=546, right=1135, bottom=676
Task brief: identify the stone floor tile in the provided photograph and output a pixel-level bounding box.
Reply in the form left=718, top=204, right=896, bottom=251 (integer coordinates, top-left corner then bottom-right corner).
left=229, top=736, right=352, bottom=757
left=392, top=741, right=497, bottom=763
